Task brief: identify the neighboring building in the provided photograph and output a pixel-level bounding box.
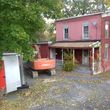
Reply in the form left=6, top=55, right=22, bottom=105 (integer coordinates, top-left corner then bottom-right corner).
left=33, top=41, right=52, bottom=59
left=50, top=12, right=110, bottom=74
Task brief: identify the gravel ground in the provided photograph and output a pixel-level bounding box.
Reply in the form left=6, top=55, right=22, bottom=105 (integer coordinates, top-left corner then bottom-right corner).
left=0, top=69, right=110, bottom=110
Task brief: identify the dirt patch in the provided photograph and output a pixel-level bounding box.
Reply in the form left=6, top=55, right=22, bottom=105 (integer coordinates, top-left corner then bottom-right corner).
left=0, top=70, right=110, bottom=110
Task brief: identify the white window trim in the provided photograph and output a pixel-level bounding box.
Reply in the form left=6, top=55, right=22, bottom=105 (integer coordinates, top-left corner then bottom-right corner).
left=104, top=44, right=109, bottom=61
left=82, top=22, right=89, bottom=40
left=105, top=21, right=109, bottom=39
left=63, top=25, right=69, bottom=40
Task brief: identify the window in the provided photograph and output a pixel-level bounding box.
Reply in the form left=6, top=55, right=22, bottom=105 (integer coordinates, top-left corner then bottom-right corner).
left=83, top=22, right=89, bottom=39
left=104, top=44, right=109, bottom=60
left=105, top=21, right=109, bottom=38
left=64, top=27, right=69, bottom=39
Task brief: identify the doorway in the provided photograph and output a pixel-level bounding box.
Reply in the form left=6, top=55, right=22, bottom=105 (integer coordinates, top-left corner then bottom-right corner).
left=82, top=50, right=89, bottom=65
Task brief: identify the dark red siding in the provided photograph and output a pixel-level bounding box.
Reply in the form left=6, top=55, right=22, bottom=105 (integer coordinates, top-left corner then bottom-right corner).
left=101, top=16, right=110, bottom=72
left=39, top=44, right=50, bottom=58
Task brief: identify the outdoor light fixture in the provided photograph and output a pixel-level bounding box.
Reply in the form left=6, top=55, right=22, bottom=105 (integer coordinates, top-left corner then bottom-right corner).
left=105, top=23, right=109, bottom=30
left=92, top=21, right=97, bottom=27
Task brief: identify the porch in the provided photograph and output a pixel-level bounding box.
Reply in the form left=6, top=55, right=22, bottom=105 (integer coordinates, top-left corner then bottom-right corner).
left=50, top=41, right=101, bottom=74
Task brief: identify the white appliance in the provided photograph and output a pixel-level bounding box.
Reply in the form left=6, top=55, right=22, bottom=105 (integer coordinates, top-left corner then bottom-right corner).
left=3, top=53, right=22, bottom=93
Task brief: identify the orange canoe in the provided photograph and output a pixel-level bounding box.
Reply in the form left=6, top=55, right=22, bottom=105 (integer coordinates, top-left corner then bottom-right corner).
left=31, top=58, right=56, bottom=70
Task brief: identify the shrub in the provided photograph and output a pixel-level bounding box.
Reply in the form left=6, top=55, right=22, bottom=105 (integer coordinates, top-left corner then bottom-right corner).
left=63, top=60, right=73, bottom=71
left=63, top=49, right=78, bottom=72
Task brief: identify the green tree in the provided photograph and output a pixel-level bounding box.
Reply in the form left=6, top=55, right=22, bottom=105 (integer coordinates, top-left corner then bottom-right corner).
left=0, top=0, right=63, bottom=60
left=38, top=22, right=56, bottom=42
left=105, top=0, right=110, bottom=8
left=62, top=0, right=110, bottom=17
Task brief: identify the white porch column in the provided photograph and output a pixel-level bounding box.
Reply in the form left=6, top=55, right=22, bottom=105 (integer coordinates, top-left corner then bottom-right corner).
left=73, top=49, right=75, bottom=64
left=62, top=49, right=64, bottom=65
left=92, top=47, right=95, bottom=74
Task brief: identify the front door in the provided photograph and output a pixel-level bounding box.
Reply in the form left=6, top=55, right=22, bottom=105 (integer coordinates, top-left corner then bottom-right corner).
left=82, top=50, right=89, bottom=65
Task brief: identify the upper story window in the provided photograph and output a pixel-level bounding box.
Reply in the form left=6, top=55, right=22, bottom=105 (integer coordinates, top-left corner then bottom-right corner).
left=82, top=22, right=89, bottom=39
left=104, top=44, right=109, bottom=60
left=64, top=26, right=69, bottom=39
left=105, top=21, right=109, bottom=39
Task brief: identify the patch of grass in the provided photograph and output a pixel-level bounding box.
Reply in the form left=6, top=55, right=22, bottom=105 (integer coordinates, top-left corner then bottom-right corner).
left=75, top=79, right=102, bottom=84
left=98, top=71, right=110, bottom=79
left=0, top=79, right=52, bottom=110
left=44, top=98, right=76, bottom=107
left=53, top=87, right=69, bottom=95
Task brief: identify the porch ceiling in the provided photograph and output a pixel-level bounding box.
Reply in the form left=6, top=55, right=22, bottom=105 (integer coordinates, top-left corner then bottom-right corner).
left=50, top=41, right=100, bottom=48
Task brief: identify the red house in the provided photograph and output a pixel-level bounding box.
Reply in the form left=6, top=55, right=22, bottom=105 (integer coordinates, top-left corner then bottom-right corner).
left=50, top=12, right=110, bottom=74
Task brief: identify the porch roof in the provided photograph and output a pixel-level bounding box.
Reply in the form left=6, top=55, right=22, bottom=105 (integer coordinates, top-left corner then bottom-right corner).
left=50, top=41, right=100, bottom=49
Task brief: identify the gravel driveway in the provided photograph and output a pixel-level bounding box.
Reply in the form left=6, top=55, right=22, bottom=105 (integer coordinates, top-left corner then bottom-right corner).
left=0, top=70, right=110, bottom=110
